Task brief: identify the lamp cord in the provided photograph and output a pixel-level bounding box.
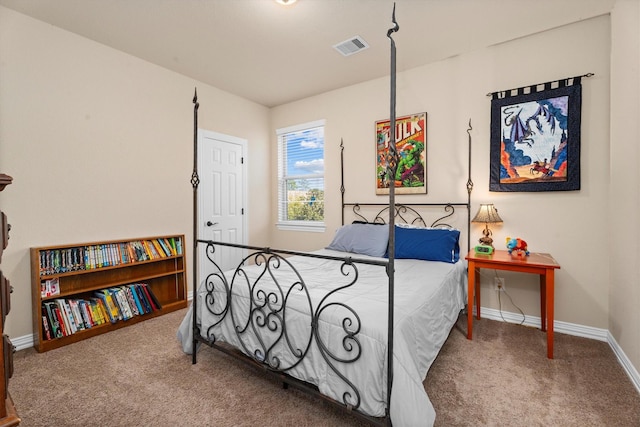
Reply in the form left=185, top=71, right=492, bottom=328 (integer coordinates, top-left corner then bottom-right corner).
left=482, top=270, right=525, bottom=325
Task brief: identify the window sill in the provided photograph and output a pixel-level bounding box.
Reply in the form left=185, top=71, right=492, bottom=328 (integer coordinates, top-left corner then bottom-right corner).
left=276, top=222, right=326, bottom=233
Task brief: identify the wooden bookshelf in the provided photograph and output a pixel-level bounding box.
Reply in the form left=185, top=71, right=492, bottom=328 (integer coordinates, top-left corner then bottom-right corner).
left=30, top=235, right=187, bottom=353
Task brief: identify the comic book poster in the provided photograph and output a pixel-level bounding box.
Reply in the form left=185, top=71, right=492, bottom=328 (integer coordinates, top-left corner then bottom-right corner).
left=375, top=112, right=427, bottom=195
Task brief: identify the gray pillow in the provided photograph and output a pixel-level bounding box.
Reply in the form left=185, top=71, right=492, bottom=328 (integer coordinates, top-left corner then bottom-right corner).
left=326, top=223, right=389, bottom=257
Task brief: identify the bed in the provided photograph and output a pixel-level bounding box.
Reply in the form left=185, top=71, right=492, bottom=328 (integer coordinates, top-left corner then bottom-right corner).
left=177, top=209, right=469, bottom=425
left=178, top=8, right=474, bottom=426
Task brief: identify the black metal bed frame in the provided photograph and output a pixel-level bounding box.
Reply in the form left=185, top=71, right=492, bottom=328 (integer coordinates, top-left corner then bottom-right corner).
left=187, top=6, right=473, bottom=426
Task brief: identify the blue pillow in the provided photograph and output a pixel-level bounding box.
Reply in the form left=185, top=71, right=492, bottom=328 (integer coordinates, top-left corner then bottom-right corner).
left=393, top=225, right=460, bottom=263
left=326, top=223, right=389, bottom=257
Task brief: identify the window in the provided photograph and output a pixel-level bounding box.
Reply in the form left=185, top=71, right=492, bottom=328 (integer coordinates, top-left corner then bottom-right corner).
left=277, top=120, right=325, bottom=232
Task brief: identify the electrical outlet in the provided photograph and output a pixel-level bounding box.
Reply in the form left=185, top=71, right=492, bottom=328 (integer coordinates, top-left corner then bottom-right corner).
left=494, top=277, right=506, bottom=291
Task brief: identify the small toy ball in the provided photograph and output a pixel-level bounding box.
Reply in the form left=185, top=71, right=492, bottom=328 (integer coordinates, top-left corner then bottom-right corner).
left=506, top=237, right=530, bottom=256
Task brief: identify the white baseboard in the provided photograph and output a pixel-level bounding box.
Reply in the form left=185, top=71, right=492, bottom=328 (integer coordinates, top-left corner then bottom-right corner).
left=607, top=331, right=640, bottom=395
left=11, top=334, right=34, bottom=352
left=478, top=307, right=609, bottom=341
left=479, top=306, right=639, bottom=394
left=10, top=306, right=640, bottom=395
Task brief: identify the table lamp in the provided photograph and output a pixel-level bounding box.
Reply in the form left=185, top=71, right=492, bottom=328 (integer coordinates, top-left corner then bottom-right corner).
left=472, top=204, right=503, bottom=248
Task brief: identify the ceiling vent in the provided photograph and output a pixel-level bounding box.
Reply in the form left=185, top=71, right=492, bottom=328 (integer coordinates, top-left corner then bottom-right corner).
left=333, top=36, right=369, bottom=57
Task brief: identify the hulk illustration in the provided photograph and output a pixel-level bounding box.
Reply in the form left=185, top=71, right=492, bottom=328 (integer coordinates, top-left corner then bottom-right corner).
left=395, top=140, right=424, bottom=185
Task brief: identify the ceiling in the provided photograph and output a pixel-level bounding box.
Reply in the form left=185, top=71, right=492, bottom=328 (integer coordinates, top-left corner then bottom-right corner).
left=0, top=0, right=615, bottom=107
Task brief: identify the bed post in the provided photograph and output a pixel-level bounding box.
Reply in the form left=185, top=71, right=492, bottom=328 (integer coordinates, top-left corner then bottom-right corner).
left=191, top=88, right=200, bottom=364
left=466, top=119, right=473, bottom=253
left=386, top=4, right=399, bottom=424
left=340, top=138, right=345, bottom=226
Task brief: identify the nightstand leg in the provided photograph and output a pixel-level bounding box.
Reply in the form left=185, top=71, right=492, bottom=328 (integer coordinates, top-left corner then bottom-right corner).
left=546, top=269, right=555, bottom=359
left=467, top=262, right=475, bottom=339
left=475, top=268, right=481, bottom=320
left=540, top=275, right=547, bottom=332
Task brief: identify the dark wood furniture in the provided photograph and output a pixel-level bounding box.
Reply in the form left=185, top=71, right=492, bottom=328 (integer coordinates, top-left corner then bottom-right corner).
left=466, top=249, right=561, bottom=358
left=30, top=235, right=187, bottom=352
left=0, top=173, right=20, bottom=426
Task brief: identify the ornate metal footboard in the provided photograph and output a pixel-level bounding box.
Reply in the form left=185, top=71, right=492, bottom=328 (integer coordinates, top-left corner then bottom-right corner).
left=192, top=240, right=391, bottom=424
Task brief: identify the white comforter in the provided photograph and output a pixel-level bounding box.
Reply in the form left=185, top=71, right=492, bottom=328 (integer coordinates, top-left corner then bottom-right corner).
left=177, top=248, right=467, bottom=426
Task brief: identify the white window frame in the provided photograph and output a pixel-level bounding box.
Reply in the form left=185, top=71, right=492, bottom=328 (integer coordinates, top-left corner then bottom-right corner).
left=276, top=119, right=326, bottom=233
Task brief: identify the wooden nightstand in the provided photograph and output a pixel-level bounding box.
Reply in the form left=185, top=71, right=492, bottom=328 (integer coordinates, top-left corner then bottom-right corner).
left=465, top=249, right=561, bottom=359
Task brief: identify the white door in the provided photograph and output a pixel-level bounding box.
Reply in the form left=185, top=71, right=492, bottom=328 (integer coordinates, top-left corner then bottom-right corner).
left=197, top=130, right=247, bottom=281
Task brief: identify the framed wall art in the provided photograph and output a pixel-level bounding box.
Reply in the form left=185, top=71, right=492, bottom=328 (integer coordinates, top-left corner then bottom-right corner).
left=376, top=112, right=427, bottom=195
left=489, top=79, right=583, bottom=192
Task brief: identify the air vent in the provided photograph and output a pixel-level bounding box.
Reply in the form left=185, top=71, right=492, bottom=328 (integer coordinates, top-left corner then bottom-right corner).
left=333, top=36, right=369, bottom=57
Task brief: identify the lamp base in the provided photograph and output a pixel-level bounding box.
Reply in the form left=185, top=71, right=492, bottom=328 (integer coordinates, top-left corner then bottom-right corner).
left=478, top=236, right=494, bottom=248
left=479, top=225, right=494, bottom=248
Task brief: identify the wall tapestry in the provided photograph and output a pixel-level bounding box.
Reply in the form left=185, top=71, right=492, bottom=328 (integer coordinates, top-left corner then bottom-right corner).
left=489, top=75, right=589, bottom=192
left=376, top=112, right=427, bottom=195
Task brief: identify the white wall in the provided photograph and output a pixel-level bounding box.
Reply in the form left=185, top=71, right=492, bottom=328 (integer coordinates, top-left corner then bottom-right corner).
left=271, top=15, right=612, bottom=332
left=609, top=0, right=640, bottom=380
left=0, top=6, right=271, bottom=338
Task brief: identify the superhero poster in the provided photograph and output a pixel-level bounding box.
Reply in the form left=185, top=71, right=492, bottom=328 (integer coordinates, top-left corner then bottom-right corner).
left=489, top=83, right=581, bottom=192
left=375, top=112, right=427, bottom=195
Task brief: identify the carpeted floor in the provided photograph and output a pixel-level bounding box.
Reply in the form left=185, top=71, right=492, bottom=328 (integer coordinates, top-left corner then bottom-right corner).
left=425, top=318, right=640, bottom=426
left=9, top=308, right=640, bottom=426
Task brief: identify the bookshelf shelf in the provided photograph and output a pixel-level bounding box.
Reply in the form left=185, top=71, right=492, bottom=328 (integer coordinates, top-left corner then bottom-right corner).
left=30, top=235, right=188, bottom=353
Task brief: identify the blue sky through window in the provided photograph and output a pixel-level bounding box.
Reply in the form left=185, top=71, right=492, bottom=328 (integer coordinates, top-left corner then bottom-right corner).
left=286, top=127, right=324, bottom=177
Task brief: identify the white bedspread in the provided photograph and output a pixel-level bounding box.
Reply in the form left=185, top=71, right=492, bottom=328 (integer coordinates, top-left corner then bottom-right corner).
left=177, top=248, right=467, bottom=426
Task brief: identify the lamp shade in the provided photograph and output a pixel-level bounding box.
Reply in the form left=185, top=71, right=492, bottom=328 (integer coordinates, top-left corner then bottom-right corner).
left=472, top=204, right=503, bottom=224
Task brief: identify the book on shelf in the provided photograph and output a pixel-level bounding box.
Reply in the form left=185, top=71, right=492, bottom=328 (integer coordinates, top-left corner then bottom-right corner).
left=118, top=243, right=128, bottom=264
left=140, top=240, right=153, bottom=259
left=132, top=284, right=150, bottom=314
left=149, top=240, right=160, bottom=258
left=150, top=240, right=165, bottom=258
left=42, top=302, right=63, bottom=339
left=131, top=285, right=145, bottom=314
left=40, top=277, right=60, bottom=298
left=157, top=239, right=170, bottom=257
left=53, top=305, right=68, bottom=337
left=41, top=314, right=52, bottom=340
left=132, top=241, right=149, bottom=261
left=78, top=300, right=91, bottom=328
left=56, top=298, right=77, bottom=334
left=111, top=287, right=133, bottom=320
left=141, top=283, right=162, bottom=310
left=89, top=297, right=109, bottom=325
left=75, top=300, right=94, bottom=329
left=67, top=300, right=85, bottom=331
left=122, top=286, right=140, bottom=316
left=94, top=290, right=120, bottom=323
left=100, top=245, right=108, bottom=267
left=54, top=299, right=70, bottom=334
left=45, top=301, right=67, bottom=338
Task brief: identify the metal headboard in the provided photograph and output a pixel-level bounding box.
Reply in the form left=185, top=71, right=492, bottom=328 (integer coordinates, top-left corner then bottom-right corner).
left=339, top=121, right=474, bottom=255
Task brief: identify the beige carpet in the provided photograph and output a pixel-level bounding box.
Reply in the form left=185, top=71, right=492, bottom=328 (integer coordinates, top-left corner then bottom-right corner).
left=9, top=308, right=640, bottom=426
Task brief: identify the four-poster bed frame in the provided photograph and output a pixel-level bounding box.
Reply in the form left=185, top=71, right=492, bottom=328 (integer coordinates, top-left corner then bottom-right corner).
left=182, top=7, right=473, bottom=426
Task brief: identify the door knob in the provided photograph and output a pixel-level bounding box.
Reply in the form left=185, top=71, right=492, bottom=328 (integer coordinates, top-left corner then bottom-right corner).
left=206, top=221, right=218, bottom=227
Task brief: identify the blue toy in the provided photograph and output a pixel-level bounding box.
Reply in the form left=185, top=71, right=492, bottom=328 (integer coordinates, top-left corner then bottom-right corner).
left=506, top=237, right=530, bottom=256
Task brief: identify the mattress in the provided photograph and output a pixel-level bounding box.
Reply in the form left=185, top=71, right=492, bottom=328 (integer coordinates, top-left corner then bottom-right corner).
left=177, top=248, right=467, bottom=426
